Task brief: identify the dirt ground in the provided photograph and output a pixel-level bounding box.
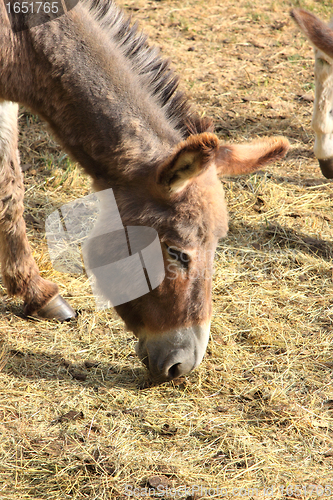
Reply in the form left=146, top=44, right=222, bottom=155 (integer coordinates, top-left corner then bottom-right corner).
left=1, top=0, right=333, bottom=498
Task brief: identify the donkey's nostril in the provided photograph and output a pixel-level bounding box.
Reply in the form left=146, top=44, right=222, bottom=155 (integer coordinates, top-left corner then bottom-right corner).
left=167, top=362, right=182, bottom=380
left=163, top=358, right=194, bottom=381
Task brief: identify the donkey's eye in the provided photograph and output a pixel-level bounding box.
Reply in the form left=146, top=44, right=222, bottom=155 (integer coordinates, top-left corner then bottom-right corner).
left=165, top=245, right=190, bottom=269
left=318, top=57, right=330, bottom=66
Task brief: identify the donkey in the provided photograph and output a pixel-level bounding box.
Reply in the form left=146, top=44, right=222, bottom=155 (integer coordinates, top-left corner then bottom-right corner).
left=291, top=8, right=333, bottom=179
left=0, top=0, right=289, bottom=381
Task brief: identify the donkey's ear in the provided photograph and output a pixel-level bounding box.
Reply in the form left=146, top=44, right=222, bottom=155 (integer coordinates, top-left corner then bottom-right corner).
left=157, top=133, right=219, bottom=194
left=291, top=9, right=333, bottom=60
left=216, top=136, right=289, bottom=177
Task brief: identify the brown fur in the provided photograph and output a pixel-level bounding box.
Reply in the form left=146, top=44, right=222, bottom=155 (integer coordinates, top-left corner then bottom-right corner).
left=216, top=136, right=289, bottom=177
left=0, top=0, right=288, bottom=336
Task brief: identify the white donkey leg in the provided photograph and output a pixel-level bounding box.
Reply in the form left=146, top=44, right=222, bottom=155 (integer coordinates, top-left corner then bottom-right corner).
left=291, top=9, right=333, bottom=178
left=311, top=46, right=333, bottom=179
left=0, top=100, right=75, bottom=319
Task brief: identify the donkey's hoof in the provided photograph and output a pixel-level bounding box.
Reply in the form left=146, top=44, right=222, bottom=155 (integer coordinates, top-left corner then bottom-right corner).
left=33, top=295, right=77, bottom=321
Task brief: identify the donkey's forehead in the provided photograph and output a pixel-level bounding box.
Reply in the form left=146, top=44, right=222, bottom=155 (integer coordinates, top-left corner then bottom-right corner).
left=161, top=174, right=228, bottom=245
left=312, top=47, right=333, bottom=125
left=119, top=166, right=228, bottom=245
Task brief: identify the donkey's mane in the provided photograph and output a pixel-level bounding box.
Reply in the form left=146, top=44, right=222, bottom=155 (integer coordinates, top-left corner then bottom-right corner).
left=82, top=0, right=213, bottom=136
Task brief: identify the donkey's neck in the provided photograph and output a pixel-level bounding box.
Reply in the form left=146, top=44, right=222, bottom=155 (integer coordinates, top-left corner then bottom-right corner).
left=1, top=2, right=184, bottom=182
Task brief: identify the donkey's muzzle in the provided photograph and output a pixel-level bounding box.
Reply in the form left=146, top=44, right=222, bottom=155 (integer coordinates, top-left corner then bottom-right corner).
left=135, top=323, right=211, bottom=382
left=318, top=158, right=333, bottom=179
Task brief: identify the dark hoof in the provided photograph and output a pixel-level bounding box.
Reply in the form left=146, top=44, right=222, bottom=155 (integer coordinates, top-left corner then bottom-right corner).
left=318, top=159, right=333, bottom=179
left=32, top=295, right=77, bottom=321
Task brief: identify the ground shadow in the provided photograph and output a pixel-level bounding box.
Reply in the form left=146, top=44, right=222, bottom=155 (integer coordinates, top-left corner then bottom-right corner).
left=219, top=220, right=333, bottom=261
left=215, top=113, right=313, bottom=144
left=1, top=344, right=153, bottom=390
left=263, top=222, right=333, bottom=260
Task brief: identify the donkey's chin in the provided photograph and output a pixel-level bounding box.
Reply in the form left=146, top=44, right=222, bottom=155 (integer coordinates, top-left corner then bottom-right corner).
left=318, top=158, right=333, bottom=179
left=314, top=134, right=333, bottom=178
left=134, top=323, right=211, bottom=382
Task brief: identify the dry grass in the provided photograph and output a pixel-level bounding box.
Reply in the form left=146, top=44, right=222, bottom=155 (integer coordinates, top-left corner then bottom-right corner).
left=1, top=0, right=333, bottom=498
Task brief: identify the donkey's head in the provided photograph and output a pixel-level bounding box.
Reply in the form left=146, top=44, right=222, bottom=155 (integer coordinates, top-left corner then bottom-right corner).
left=93, top=133, right=289, bottom=382
left=291, top=8, right=333, bottom=179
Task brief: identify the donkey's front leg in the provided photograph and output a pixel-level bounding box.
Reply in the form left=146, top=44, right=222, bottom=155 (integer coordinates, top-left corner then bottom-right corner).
left=0, top=100, right=75, bottom=320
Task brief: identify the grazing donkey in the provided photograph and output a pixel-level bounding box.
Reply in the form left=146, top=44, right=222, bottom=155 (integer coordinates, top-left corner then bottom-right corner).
left=291, top=8, right=333, bottom=179
left=0, top=0, right=289, bottom=381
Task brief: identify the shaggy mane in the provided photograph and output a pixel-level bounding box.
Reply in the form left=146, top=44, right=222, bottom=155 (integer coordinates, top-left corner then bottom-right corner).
left=82, top=0, right=213, bottom=136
